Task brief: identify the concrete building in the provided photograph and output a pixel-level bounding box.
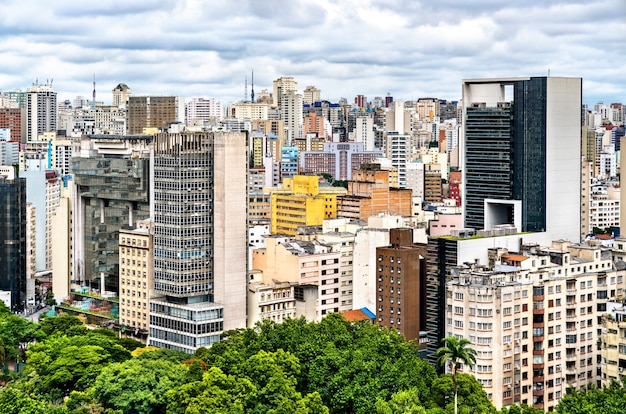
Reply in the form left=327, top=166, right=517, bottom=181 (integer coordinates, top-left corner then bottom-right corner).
left=440, top=240, right=620, bottom=412
left=26, top=84, right=57, bottom=143
left=71, top=135, right=152, bottom=294
left=149, top=131, right=248, bottom=353
left=273, top=76, right=298, bottom=107
left=352, top=215, right=427, bottom=312
left=112, top=83, right=132, bottom=108
left=186, top=97, right=223, bottom=125
left=337, top=164, right=412, bottom=220
left=599, top=301, right=626, bottom=386
left=281, top=91, right=304, bottom=142
left=247, top=271, right=297, bottom=327
left=19, top=169, right=60, bottom=271
left=376, top=228, right=427, bottom=341
left=280, top=146, right=299, bottom=180
left=127, top=96, right=185, bottom=134
left=119, top=219, right=153, bottom=342
left=51, top=177, right=73, bottom=303
left=251, top=236, right=342, bottom=320
left=300, top=142, right=383, bottom=181
left=233, top=101, right=269, bottom=121
left=0, top=166, right=26, bottom=311
left=303, top=86, right=321, bottom=106
left=270, top=175, right=346, bottom=236
left=385, top=131, right=411, bottom=188
left=0, top=108, right=22, bottom=140
left=461, top=77, right=582, bottom=242
left=588, top=187, right=620, bottom=234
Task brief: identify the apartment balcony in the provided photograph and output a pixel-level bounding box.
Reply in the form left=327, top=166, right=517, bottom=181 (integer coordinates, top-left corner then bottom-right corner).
left=566, top=353, right=577, bottom=361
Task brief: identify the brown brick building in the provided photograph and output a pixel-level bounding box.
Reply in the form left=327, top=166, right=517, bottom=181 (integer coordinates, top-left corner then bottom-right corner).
left=337, top=163, right=412, bottom=220
left=376, top=228, right=427, bottom=341
left=0, top=108, right=22, bottom=140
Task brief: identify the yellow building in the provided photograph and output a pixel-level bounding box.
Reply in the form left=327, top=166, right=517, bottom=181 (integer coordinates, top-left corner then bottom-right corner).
left=270, top=175, right=346, bottom=236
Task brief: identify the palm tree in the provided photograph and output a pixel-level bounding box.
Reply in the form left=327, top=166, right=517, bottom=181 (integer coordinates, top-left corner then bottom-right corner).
left=436, top=336, right=477, bottom=414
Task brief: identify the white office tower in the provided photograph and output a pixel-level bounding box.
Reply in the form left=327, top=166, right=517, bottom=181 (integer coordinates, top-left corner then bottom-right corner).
left=149, top=131, right=248, bottom=353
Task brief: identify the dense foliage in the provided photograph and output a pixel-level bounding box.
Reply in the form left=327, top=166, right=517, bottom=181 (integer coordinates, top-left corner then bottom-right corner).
left=5, top=310, right=615, bottom=413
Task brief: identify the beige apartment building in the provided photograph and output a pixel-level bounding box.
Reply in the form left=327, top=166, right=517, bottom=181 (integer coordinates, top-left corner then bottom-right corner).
left=119, top=219, right=153, bottom=340
left=247, top=270, right=297, bottom=327
left=251, top=235, right=342, bottom=320
left=445, top=241, right=624, bottom=412
left=599, top=301, right=626, bottom=386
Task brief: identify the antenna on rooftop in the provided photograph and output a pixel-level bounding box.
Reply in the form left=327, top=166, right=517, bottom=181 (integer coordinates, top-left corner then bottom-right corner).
left=251, top=70, right=255, bottom=103
left=93, top=73, right=96, bottom=102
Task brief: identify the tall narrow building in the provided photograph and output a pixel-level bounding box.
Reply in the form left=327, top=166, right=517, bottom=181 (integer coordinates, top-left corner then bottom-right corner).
left=461, top=77, right=582, bottom=242
left=0, top=166, right=26, bottom=311
left=25, top=85, right=57, bottom=142
left=149, top=131, right=248, bottom=353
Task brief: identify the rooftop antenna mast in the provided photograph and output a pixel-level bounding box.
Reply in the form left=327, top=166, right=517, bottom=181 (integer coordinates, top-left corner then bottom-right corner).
left=92, top=73, right=96, bottom=102
left=251, top=70, right=255, bottom=103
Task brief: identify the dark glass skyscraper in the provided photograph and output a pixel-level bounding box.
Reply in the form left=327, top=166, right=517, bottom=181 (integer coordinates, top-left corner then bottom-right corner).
left=462, top=76, right=582, bottom=243
left=0, top=168, right=26, bottom=311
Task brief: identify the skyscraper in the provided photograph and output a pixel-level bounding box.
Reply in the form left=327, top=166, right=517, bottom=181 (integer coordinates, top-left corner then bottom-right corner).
left=149, top=131, right=248, bottom=353
left=461, top=76, right=582, bottom=242
left=26, top=85, right=57, bottom=142
left=0, top=166, right=26, bottom=311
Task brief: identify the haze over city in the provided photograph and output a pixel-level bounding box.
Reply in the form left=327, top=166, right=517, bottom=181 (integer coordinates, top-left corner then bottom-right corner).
left=1, top=0, right=624, bottom=105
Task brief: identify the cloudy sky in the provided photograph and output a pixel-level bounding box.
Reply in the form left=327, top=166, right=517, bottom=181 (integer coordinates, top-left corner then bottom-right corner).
left=1, top=0, right=624, bottom=106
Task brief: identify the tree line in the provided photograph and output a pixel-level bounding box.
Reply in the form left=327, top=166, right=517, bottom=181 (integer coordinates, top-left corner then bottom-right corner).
left=0, top=305, right=621, bottom=413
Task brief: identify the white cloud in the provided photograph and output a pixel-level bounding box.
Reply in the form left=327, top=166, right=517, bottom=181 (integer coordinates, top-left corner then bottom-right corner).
left=0, top=0, right=623, bottom=105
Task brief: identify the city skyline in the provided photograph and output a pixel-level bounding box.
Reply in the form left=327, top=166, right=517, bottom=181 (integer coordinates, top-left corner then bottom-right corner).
left=0, top=0, right=623, bottom=106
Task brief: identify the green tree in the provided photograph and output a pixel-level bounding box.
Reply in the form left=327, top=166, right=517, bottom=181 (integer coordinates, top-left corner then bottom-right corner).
left=38, top=315, right=86, bottom=337
left=375, top=388, right=427, bottom=414
left=92, top=358, right=188, bottom=414
left=199, top=314, right=435, bottom=414
left=428, top=373, right=495, bottom=414
left=26, top=332, right=131, bottom=398
left=0, top=314, right=44, bottom=361
left=555, top=379, right=626, bottom=414
left=435, top=336, right=477, bottom=414
left=500, top=404, right=544, bottom=414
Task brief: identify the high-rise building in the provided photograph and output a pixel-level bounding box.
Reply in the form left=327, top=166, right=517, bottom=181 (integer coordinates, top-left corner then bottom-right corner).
left=0, top=166, right=26, bottom=311
left=149, top=131, right=248, bottom=353
left=269, top=175, right=346, bottom=236
left=281, top=91, right=303, bottom=143
left=273, top=76, right=298, bottom=107
left=112, top=83, right=132, bottom=108
left=375, top=228, right=427, bottom=341
left=26, top=85, right=57, bottom=142
left=303, top=86, right=321, bottom=106
left=461, top=77, right=582, bottom=242
left=336, top=163, right=412, bottom=220
left=445, top=241, right=620, bottom=410
left=300, top=142, right=383, bottom=181
left=71, top=135, right=152, bottom=293
left=0, top=108, right=22, bottom=140
left=119, top=219, right=153, bottom=342
left=19, top=169, right=60, bottom=271
left=127, top=96, right=184, bottom=134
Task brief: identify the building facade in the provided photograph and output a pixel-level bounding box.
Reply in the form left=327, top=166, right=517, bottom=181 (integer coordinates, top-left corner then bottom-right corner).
left=461, top=77, right=582, bottom=242
left=119, top=220, right=153, bottom=341
left=0, top=166, right=26, bottom=311
left=149, top=131, right=248, bottom=353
